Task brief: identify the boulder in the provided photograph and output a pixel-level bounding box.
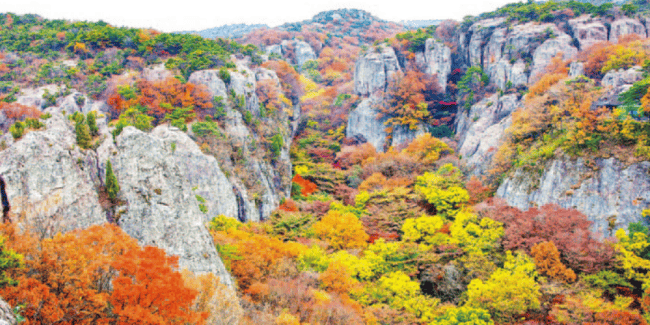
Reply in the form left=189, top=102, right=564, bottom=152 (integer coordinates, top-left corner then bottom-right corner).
left=293, top=41, right=317, bottom=67
left=601, top=66, right=644, bottom=88
left=569, top=61, right=585, bottom=78
left=143, top=63, right=173, bottom=82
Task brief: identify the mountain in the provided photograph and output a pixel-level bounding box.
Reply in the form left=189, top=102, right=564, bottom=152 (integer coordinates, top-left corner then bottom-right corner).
left=400, top=19, right=444, bottom=29
left=3, top=1, right=650, bottom=323
left=177, top=23, right=268, bottom=39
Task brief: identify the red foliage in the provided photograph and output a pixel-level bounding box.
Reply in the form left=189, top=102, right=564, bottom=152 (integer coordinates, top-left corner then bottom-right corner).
left=292, top=175, right=318, bottom=196
left=585, top=310, right=648, bottom=325
left=466, top=176, right=491, bottom=205
left=0, top=102, right=41, bottom=120
left=477, top=200, right=614, bottom=273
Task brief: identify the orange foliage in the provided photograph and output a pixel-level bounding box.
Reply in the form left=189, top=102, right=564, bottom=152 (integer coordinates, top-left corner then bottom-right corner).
left=528, top=73, right=565, bottom=97
left=358, top=172, right=410, bottom=192
left=0, top=224, right=206, bottom=325
left=0, top=102, right=41, bottom=119
left=293, top=174, right=318, bottom=196
left=320, top=261, right=360, bottom=295
left=261, top=61, right=303, bottom=102
left=110, top=246, right=207, bottom=325
left=336, top=143, right=379, bottom=170
left=279, top=199, right=299, bottom=212
left=107, top=78, right=212, bottom=119
left=530, top=241, right=576, bottom=283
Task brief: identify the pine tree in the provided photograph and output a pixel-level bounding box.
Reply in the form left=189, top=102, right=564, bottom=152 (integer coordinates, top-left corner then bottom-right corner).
left=75, top=117, right=91, bottom=149
left=106, top=160, right=120, bottom=201
left=87, top=111, right=99, bottom=136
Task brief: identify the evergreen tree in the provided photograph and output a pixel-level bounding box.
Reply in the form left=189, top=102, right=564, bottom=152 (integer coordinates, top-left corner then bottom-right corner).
left=106, top=160, right=120, bottom=201
left=75, top=117, right=91, bottom=149
left=87, top=111, right=99, bottom=136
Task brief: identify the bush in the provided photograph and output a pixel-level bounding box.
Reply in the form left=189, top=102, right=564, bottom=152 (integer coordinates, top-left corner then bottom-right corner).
left=219, top=67, right=231, bottom=84
left=106, top=160, right=120, bottom=201
left=9, top=121, right=24, bottom=139
left=86, top=111, right=98, bottom=136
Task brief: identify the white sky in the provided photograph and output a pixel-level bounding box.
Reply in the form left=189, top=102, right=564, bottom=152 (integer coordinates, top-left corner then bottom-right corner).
left=0, top=0, right=523, bottom=32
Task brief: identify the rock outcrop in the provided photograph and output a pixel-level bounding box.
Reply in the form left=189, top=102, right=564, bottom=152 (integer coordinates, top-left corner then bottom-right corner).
left=0, top=299, right=16, bottom=325
left=569, top=16, right=608, bottom=50
left=497, top=158, right=650, bottom=236
left=0, top=112, right=235, bottom=287
left=610, top=17, right=647, bottom=44
left=456, top=94, right=521, bottom=175
left=424, top=39, right=452, bottom=92
left=188, top=70, right=229, bottom=99
left=354, top=46, right=401, bottom=96
left=346, top=96, right=388, bottom=151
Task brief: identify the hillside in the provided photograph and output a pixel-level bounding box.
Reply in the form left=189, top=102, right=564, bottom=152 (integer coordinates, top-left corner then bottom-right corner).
left=2, top=1, right=650, bottom=324
left=177, top=23, right=268, bottom=39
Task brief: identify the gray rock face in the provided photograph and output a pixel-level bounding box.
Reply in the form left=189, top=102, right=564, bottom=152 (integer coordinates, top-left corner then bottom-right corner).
left=467, top=18, right=507, bottom=67
left=601, top=66, right=644, bottom=88
left=230, top=63, right=261, bottom=115
left=456, top=94, right=521, bottom=175
left=530, top=34, right=578, bottom=81
left=610, top=18, right=647, bottom=44
left=143, top=63, right=173, bottom=82
left=110, top=126, right=233, bottom=286
left=0, top=113, right=106, bottom=234
left=569, top=16, right=608, bottom=50
left=151, top=126, right=239, bottom=220
left=293, top=41, right=318, bottom=67
left=497, top=158, right=650, bottom=235
left=346, top=97, right=388, bottom=151
left=266, top=44, right=282, bottom=57
left=569, top=61, right=585, bottom=78
left=188, top=70, right=229, bottom=99
left=354, top=46, right=401, bottom=96
left=0, top=299, right=16, bottom=325
left=424, top=39, right=452, bottom=92
left=16, top=85, right=60, bottom=109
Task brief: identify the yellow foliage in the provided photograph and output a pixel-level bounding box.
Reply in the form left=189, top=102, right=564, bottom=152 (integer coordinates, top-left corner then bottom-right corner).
left=528, top=73, right=565, bottom=97
left=312, top=210, right=369, bottom=250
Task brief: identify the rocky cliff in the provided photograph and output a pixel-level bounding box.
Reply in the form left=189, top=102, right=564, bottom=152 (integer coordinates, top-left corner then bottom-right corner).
left=497, top=158, right=650, bottom=235
left=0, top=112, right=234, bottom=287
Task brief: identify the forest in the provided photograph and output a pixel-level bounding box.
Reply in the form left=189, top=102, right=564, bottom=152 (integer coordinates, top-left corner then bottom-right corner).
left=2, top=1, right=650, bottom=324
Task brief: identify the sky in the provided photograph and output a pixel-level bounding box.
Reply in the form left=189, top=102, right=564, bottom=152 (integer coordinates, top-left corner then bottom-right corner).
left=0, top=0, right=523, bottom=32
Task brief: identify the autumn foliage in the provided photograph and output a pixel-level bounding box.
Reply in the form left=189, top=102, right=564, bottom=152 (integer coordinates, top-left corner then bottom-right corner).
left=0, top=223, right=207, bottom=325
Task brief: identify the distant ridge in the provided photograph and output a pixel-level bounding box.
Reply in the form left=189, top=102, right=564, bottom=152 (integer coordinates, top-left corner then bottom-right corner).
left=400, top=19, right=443, bottom=29
left=177, top=23, right=268, bottom=39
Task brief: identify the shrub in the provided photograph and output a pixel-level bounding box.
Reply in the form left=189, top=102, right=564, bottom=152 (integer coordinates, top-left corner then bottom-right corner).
left=8, top=121, right=23, bottom=139
left=87, top=111, right=99, bottom=136
left=106, top=160, right=120, bottom=201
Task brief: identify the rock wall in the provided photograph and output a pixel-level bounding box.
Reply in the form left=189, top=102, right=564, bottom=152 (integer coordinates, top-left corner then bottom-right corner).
left=497, top=158, right=650, bottom=236
left=455, top=94, right=522, bottom=176
left=354, top=45, right=401, bottom=96
left=0, top=111, right=235, bottom=287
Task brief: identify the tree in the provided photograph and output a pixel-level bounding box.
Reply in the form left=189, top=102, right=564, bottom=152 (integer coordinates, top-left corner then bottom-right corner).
left=434, top=306, right=494, bottom=325
left=75, top=117, right=92, bottom=149
left=0, top=236, right=22, bottom=287
left=106, top=160, right=120, bottom=202
left=87, top=111, right=99, bottom=136
left=110, top=246, right=207, bottom=325
left=466, top=251, right=541, bottom=322
left=530, top=241, right=576, bottom=283
left=312, top=210, right=369, bottom=250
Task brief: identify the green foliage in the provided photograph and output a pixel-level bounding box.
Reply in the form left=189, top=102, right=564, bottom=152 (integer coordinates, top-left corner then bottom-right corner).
left=270, top=133, right=284, bottom=158
left=477, top=1, right=613, bottom=23
left=219, top=67, right=231, bottom=84
left=112, top=106, right=154, bottom=138
left=582, top=270, right=633, bottom=295
left=434, top=306, right=494, bottom=325
left=8, top=121, right=24, bottom=140
left=449, top=212, right=504, bottom=254
left=191, top=120, right=220, bottom=138
left=401, top=215, right=449, bottom=246
left=395, top=26, right=436, bottom=52
left=164, top=107, right=196, bottom=132
left=105, top=160, right=120, bottom=201
left=75, top=115, right=92, bottom=149
left=297, top=246, right=331, bottom=273
left=0, top=236, right=24, bottom=288
left=458, top=67, right=489, bottom=95
left=86, top=111, right=98, bottom=136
